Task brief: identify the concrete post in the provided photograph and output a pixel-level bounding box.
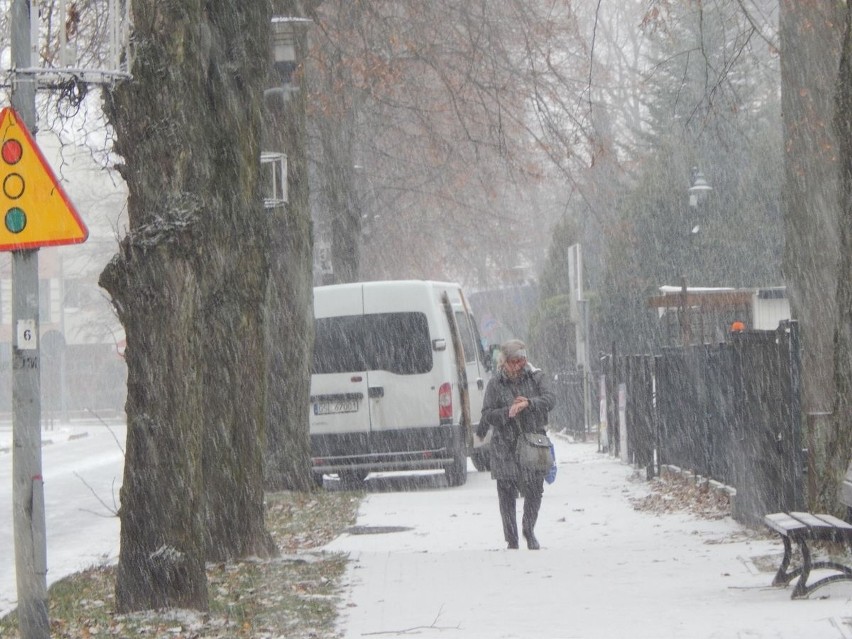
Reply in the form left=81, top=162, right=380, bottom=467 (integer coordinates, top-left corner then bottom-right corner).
left=10, top=1, right=48, bottom=637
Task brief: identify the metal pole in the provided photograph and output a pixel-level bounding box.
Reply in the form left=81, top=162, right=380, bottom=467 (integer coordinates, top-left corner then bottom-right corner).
left=580, top=299, right=591, bottom=442
left=11, top=1, right=49, bottom=637
left=679, top=277, right=690, bottom=346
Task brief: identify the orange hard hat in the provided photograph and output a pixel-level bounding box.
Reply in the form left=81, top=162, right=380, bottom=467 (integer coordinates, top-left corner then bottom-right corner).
left=731, top=321, right=745, bottom=332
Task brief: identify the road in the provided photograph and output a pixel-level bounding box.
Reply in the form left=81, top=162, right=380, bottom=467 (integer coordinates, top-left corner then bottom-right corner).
left=0, top=421, right=125, bottom=616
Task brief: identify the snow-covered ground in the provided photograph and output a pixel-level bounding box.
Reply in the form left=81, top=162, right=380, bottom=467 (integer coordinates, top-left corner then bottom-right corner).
left=325, top=437, right=852, bottom=639
left=0, top=420, right=124, bottom=617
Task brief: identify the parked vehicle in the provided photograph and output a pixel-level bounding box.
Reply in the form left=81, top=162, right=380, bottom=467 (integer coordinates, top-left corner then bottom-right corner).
left=309, top=280, right=491, bottom=487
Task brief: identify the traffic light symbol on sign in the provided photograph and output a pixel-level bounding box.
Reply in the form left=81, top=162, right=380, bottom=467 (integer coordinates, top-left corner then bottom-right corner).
left=2, top=137, right=26, bottom=233
left=0, top=107, right=87, bottom=251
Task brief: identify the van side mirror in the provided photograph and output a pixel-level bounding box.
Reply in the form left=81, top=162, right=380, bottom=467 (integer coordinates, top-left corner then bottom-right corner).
left=432, top=338, right=447, bottom=351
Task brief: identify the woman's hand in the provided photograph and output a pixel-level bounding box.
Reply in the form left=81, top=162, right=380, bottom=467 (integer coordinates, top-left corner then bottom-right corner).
left=475, top=421, right=490, bottom=439
left=508, top=396, right=529, bottom=418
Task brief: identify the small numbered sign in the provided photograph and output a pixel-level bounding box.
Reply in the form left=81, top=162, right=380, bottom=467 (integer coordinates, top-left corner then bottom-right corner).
left=17, top=319, right=36, bottom=350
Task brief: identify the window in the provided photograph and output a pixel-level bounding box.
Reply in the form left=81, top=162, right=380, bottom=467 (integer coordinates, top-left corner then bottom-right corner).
left=469, top=315, right=489, bottom=366
left=313, top=315, right=369, bottom=374
left=313, top=312, right=433, bottom=375
left=366, top=313, right=432, bottom=375
left=454, top=311, right=477, bottom=365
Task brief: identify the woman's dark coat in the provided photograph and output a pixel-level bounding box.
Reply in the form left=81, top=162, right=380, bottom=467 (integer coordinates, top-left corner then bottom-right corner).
left=479, top=364, right=556, bottom=480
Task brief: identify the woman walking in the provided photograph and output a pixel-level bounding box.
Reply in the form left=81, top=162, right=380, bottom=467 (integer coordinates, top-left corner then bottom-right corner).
left=477, top=339, right=556, bottom=549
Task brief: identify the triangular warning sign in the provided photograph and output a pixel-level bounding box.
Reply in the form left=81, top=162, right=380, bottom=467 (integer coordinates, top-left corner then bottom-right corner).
left=0, top=107, right=88, bottom=251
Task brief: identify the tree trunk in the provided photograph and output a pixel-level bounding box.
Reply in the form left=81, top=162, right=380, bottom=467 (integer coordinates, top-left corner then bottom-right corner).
left=830, top=3, right=852, bottom=515
left=264, top=0, right=316, bottom=491
left=328, top=132, right=361, bottom=284
left=196, top=0, right=277, bottom=564
left=101, top=0, right=274, bottom=610
left=101, top=243, right=207, bottom=611
left=780, top=0, right=844, bottom=510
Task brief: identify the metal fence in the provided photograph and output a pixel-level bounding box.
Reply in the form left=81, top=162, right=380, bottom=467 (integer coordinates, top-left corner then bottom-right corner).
left=602, top=320, right=804, bottom=526
left=551, top=369, right=585, bottom=437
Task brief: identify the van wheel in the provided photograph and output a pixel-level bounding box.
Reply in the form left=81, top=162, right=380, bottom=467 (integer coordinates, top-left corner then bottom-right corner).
left=471, top=448, right=491, bottom=472
left=446, top=450, right=468, bottom=487
left=338, top=470, right=368, bottom=488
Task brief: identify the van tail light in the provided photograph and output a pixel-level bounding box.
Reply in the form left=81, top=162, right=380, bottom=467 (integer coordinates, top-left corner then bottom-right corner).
left=438, top=382, right=453, bottom=420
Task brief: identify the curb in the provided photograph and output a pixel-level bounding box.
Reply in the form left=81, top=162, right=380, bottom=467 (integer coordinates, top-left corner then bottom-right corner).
left=0, top=430, right=89, bottom=453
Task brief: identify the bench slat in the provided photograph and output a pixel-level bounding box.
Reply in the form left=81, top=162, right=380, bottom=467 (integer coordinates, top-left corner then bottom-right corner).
left=810, top=512, right=852, bottom=531
left=789, top=511, right=841, bottom=529
left=764, top=511, right=852, bottom=545
left=764, top=512, right=807, bottom=534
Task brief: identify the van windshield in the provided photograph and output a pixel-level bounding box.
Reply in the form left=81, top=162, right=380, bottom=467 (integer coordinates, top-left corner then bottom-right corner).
left=313, top=312, right=433, bottom=375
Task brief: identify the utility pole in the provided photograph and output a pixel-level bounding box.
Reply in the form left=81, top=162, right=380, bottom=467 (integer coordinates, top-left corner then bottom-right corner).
left=568, top=243, right=591, bottom=440
left=10, top=0, right=49, bottom=637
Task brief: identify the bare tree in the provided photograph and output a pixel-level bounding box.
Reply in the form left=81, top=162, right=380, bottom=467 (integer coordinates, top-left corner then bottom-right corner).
left=829, top=1, right=852, bottom=515
left=306, top=1, right=593, bottom=286
left=263, top=0, right=318, bottom=491
left=780, top=0, right=844, bottom=511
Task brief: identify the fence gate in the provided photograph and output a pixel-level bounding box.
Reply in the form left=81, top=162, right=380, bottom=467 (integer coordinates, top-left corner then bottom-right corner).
left=623, top=355, right=656, bottom=478
left=552, top=369, right=585, bottom=436
left=728, top=322, right=804, bottom=525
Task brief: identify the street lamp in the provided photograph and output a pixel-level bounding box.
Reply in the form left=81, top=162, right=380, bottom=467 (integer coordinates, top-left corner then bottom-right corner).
left=268, top=16, right=312, bottom=100
left=680, top=166, right=713, bottom=346
left=686, top=165, right=713, bottom=243
left=688, top=166, right=713, bottom=208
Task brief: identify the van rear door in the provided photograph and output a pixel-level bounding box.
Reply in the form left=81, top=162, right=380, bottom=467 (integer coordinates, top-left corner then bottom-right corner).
left=361, top=283, right=436, bottom=438
left=310, top=286, right=371, bottom=456
left=453, top=307, right=488, bottom=429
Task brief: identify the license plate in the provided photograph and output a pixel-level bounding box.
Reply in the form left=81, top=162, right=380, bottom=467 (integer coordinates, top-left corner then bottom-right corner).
left=314, top=399, right=359, bottom=415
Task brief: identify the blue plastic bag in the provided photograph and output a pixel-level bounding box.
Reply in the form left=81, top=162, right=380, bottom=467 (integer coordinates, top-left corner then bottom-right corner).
left=545, top=443, right=557, bottom=484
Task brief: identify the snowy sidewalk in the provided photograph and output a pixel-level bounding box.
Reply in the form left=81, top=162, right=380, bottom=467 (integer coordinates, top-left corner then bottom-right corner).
left=324, top=438, right=852, bottom=639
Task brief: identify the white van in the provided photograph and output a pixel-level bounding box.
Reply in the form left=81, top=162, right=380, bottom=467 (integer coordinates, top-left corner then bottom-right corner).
left=309, top=280, right=492, bottom=487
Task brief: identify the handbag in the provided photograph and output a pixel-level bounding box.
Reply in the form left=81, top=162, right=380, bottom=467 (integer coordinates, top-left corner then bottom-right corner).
left=515, top=432, right=555, bottom=472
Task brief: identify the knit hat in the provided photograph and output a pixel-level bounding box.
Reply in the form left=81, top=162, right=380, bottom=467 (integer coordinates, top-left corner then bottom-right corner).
left=501, top=339, right=527, bottom=361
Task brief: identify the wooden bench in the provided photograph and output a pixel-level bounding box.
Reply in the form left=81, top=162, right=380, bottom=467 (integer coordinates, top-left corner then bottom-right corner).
left=764, top=466, right=852, bottom=599
left=763, top=511, right=852, bottom=598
